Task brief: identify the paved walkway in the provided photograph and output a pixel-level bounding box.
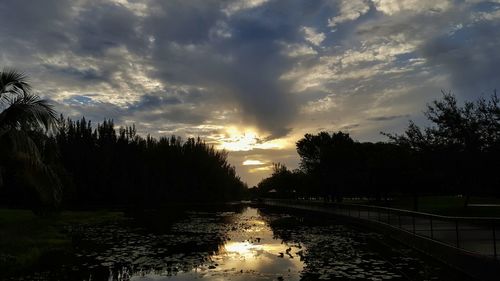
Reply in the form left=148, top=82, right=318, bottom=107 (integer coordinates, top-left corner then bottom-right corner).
left=263, top=199, right=500, bottom=260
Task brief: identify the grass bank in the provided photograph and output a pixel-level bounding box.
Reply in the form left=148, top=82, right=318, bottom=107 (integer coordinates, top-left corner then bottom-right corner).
left=0, top=208, right=123, bottom=275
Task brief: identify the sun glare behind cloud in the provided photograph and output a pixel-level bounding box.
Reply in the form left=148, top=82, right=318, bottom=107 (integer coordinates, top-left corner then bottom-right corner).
left=249, top=166, right=273, bottom=173
left=242, top=159, right=266, bottom=165
left=217, top=127, right=288, bottom=152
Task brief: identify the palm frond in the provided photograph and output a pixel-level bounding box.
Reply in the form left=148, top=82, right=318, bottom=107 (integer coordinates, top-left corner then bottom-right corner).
left=17, top=155, right=63, bottom=207
left=0, top=129, right=62, bottom=208
left=0, top=69, right=31, bottom=101
left=0, top=70, right=62, bottom=210
left=0, top=92, right=57, bottom=131
left=0, top=129, right=43, bottom=165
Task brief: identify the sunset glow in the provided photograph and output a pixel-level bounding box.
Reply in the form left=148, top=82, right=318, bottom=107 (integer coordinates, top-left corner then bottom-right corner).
left=217, top=127, right=287, bottom=152
left=242, top=159, right=266, bottom=166
left=2, top=1, right=498, bottom=279
left=2, top=0, right=499, bottom=186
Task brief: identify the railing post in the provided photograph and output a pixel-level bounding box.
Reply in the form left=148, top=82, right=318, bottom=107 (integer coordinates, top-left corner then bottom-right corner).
left=430, top=218, right=434, bottom=239
left=493, top=225, right=497, bottom=259
left=412, top=215, right=416, bottom=234
left=455, top=220, right=460, bottom=248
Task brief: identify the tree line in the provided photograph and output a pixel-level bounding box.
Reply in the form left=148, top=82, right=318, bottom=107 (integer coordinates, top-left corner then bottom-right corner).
left=54, top=117, right=246, bottom=207
left=0, top=70, right=246, bottom=212
left=257, top=92, right=500, bottom=207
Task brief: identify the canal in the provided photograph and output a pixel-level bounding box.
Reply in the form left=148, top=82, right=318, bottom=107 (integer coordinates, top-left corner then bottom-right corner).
left=7, top=204, right=474, bottom=280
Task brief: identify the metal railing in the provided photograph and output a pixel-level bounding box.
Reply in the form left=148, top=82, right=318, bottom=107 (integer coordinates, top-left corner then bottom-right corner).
left=262, top=199, right=500, bottom=260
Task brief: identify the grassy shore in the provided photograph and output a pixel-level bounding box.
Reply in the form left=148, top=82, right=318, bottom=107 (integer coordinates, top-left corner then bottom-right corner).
left=0, top=208, right=123, bottom=275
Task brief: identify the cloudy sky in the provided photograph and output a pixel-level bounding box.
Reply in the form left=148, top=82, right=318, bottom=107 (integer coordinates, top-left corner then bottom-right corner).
left=1, top=0, right=500, bottom=186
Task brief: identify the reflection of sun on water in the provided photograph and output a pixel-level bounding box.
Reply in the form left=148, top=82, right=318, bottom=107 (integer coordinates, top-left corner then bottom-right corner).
left=223, top=240, right=285, bottom=260
left=244, top=219, right=266, bottom=232
left=224, top=241, right=263, bottom=259
left=220, top=216, right=273, bottom=260
left=127, top=207, right=305, bottom=281
left=205, top=207, right=305, bottom=280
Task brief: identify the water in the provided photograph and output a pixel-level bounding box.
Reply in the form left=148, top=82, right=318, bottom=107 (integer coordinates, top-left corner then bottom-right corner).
left=5, top=205, right=473, bottom=281
left=145, top=207, right=305, bottom=281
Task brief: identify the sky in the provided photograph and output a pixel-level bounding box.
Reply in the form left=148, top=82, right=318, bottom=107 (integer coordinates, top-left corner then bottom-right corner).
left=1, top=0, right=500, bottom=186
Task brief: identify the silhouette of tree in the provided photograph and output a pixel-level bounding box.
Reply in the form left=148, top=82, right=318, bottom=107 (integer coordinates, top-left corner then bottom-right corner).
left=257, top=163, right=298, bottom=197
left=386, top=92, right=500, bottom=206
left=296, top=131, right=356, bottom=201
left=54, top=117, right=246, bottom=206
left=258, top=92, right=500, bottom=206
left=0, top=70, right=61, bottom=212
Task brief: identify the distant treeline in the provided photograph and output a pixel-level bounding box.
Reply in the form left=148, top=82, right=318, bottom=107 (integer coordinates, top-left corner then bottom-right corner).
left=1, top=116, right=246, bottom=210
left=0, top=70, right=246, bottom=212
left=257, top=92, right=500, bottom=205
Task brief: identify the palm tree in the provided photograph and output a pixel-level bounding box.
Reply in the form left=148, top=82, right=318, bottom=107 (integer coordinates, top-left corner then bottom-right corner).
left=0, top=69, right=62, bottom=211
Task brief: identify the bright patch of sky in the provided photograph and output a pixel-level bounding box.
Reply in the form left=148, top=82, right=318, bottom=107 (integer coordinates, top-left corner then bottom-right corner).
left=242, top=159, right=266, bottom=166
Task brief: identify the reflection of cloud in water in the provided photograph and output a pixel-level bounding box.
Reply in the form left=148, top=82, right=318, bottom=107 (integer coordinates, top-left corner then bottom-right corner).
left=224, top=241, right=264, bottom=258
left=132, top=207, right=304, bottom=281
left=218, top=241, right=302, bottom=272
left=208, top=207, right=304, bottom=280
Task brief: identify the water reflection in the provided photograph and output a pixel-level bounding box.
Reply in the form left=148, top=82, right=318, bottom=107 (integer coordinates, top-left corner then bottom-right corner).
left=131, top=207, right=304, bottom=281
left=5, top=205, right=474, bottom=281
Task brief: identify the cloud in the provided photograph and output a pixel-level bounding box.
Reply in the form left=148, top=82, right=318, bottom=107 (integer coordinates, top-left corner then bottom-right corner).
left=1, top=0, right=500, bottom=185
left=367, top=114, right=410, bottom=121
left=242, top=159, right=267, bottom=166
left=229, top=147, right=299, bottom=186
left=420, top=19, right=500, bottom=96
left=42, top=64, right=105, bottom=82
left=301, top=26, right=326, bottom=46
left=50, top=98, right=124, bottom=123
left=223, top=0, right=271, bottom=16
left=75, top=2, right=145, bottom=56
left=144, top=0, right=307, bottom=138
left=372, top=0, right=452, bottom=15
left=248, top=166, right=273, bottom=173
left=282, top=43, right=318, bottom=57
left=0, top=0, right=74, bottom=55
left=328, top=0, right=371, bottom=27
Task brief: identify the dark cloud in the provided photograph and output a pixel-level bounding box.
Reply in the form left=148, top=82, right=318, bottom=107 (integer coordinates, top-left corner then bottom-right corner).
left=124, top=90, right=212, bottom=126
left=340, top=123, right=360, bottom=131
left=368, top=114, right=410, bottom=121
left=42, top=65, right=105, bottom=82
left=2, top=0, right=500, bottom=184
left=50, top=98, right=124, bottom=123
left=0, top=0, right=73, bottom=54
left=141, top=0, right=345, bottom=138
left=132, top=108, right=206, bottom=124
left=75, top=2, right=147, bottom=55
left=420, top=20, right=500, bottom=97
left=148, top=0, right=227, bottom=43
left=55, top=92, right=205, bottom=127
left=128, top=94, right=182, bottom=111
